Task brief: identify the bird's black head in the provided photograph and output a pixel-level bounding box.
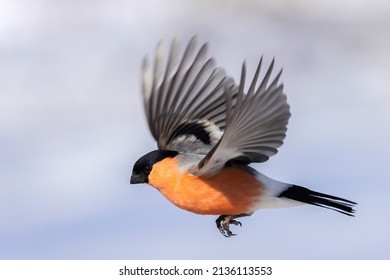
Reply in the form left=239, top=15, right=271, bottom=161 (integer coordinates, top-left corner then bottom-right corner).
left=130, top=150, right=178, bottom=184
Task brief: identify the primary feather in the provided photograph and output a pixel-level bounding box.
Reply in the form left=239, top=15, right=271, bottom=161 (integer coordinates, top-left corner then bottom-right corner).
left=142, top=37, right=233, bottom=154
left=142, top=37, right=290, bottom=176
left=196, top=59, right=290, bottom=176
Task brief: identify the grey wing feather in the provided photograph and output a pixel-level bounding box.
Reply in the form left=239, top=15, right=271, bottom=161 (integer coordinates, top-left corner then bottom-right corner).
left=195, top=58, right=291, bottom=176
left=142, top=37, right=233, bottom=153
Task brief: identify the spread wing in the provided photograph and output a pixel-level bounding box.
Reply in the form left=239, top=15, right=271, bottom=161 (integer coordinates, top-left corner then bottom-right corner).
left=195, top=58, right=291, bottom=176
left=142, top=37, right=234, bottom=153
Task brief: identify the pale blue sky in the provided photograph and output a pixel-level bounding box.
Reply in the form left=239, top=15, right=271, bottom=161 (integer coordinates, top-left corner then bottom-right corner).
left=1, top=0, right=389, bottom=259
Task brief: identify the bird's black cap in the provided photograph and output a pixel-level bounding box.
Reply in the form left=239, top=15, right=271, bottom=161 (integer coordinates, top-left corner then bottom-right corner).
left=130, top=150, right=178, bottom=184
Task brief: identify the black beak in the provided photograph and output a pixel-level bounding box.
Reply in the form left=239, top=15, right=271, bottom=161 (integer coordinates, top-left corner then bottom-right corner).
left=130, top=173, right=146, bottom=184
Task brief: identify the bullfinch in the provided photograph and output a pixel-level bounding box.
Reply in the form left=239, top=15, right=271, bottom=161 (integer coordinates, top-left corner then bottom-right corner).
left=130, top=37, right=356, bottom=237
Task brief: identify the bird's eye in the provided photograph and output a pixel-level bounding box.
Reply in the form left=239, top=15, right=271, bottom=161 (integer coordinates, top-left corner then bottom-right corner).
left=143, top=165, right=152, bottom=174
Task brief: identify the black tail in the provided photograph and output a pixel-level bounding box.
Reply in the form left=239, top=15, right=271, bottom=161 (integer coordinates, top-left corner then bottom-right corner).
left=278, top=185, right=357, bottom=216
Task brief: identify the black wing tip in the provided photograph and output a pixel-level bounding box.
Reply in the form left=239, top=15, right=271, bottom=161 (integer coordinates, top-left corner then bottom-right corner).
left=279, top=185, right=357, bottom=216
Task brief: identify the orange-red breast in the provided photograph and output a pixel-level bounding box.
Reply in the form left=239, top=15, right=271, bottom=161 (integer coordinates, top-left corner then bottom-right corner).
left=130, top=37, right=356, bottom=237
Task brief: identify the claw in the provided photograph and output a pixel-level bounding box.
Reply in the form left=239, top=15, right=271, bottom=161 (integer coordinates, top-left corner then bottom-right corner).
left=230, top=220, right=242, bottom=227
left=216, top=215, right=243, bottom=237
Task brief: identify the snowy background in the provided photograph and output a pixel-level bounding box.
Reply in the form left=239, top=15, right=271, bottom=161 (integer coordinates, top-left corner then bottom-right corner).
left=1, top=0, right=389, bottom=259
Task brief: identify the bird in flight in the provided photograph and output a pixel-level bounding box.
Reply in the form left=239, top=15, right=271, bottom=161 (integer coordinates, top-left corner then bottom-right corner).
left=130, top=37, right=356, bottom=237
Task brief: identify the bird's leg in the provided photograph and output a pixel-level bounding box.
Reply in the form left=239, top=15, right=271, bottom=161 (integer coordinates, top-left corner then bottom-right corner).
left=215, top=213, right=253, bottom=237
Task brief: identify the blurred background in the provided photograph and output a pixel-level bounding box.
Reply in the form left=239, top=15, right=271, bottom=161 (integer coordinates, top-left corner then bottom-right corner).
left=0, top=0, right=389, bottom=259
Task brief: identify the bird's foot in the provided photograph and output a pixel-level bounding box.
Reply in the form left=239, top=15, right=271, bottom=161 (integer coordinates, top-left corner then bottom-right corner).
left=215, top=215, right=242, bottom=238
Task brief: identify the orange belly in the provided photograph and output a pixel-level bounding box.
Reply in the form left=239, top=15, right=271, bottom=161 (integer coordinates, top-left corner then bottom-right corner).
left=148, top=157, right=264, bottom=215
